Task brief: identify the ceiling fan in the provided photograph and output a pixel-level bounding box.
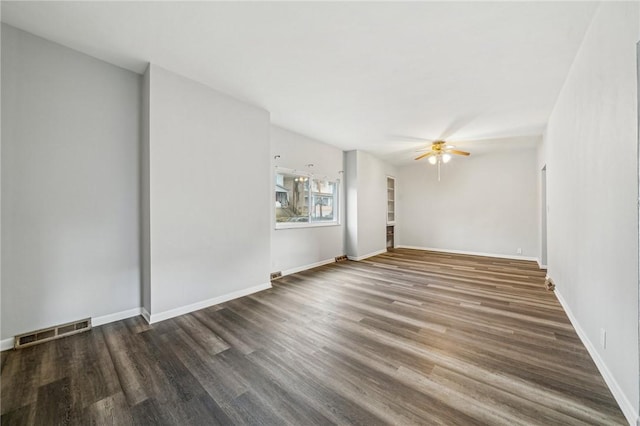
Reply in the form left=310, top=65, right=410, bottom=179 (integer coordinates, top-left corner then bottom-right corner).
left=415, top=140, right=470, bottom=161
left=414, top=140, right=470, bottom=181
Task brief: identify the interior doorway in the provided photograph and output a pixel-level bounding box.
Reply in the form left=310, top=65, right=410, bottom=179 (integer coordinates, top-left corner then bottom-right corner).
left=541, top=165, right=547, bottom=268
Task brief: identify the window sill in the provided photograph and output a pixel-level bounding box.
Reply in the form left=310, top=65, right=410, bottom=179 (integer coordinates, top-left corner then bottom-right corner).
left=275, top=221, right=341, bottom=230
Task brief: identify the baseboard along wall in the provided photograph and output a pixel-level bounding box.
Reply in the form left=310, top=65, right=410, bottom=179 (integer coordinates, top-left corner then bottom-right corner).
left=1, top=283, right=272, bottom=351
left=555, top=289, right=638, bottom=426
left=280, top=258, right=336, bottom=277
left=0, top=307, right=143, bottom=352
left=396, top=245, right=540, bottom=263
left=347, top=248, right=388, bottom=262
left=145, top=282, right=272, bottom=324
left=0, top=338, right=13, bottom=351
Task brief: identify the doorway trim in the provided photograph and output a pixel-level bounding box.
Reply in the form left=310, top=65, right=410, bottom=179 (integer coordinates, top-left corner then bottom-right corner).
left=540, top=164, right=547, bottom=269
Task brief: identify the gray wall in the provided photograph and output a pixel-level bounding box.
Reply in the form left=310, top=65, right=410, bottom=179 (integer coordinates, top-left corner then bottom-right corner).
left=345, top=151, right=358, bottom=257
left=397, top=145, right=539, bottom=259
left=141, top=65, right=151, bottom=314
left=544, top=3, right=639, bottom=422
left=147, top=64, right=271, bottom=317
left=345, top=150, right=396, bottom=259
left=357, top=151, right=396, bottom=257
left=270, top=125, right=344, bottom=274
left=1, top=25, right=142, bottom=339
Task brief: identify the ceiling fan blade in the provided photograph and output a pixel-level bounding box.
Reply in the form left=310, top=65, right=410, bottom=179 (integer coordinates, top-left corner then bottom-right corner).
left=414, top=151, right=434, bottom=161
left=387, top=135, right=436, bottom=143
left=447, top=149, right=470, bottom=156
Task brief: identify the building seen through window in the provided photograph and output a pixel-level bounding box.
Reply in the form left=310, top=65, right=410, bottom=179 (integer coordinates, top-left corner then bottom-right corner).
left=275, top=172, right=338, bottom=226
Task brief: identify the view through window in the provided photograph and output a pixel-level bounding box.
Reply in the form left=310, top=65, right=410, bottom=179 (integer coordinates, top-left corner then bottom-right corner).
left=275, top=171, right=338, bottom=227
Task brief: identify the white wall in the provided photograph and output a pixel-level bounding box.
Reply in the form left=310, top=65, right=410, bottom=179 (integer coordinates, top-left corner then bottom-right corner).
left=537, top=133, right=550, bottom=267
left=397, top=144, right=539, bottom=260
left=345, top=150, right=397, bottom=259
left=1, top=25, right=142, bottom=340
left=345, top=151, right=358, bottom=257
left=534, top=134, right=547, bottom=267
left=141, top=65, right=151, bottom=315
left=539, top=165, right=547, bottom=266
left=270, top=125, right=344, bottom=274
left=147, top=65, right=271, bottom=318
left=544, top=3, right=639, bottom=423
left=1, top=8, right=4, bottom=342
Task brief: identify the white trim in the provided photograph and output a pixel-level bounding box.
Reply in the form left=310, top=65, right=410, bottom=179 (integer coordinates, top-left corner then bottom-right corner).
left=274, top=165, right=341, bottom=181
left=0, top=307, right=144, bottom=352
left=386, top=175, right=396, bottom=226
left=536, top=258, right=548, bottom=270
left=274, top=166, right=341, bottom=230
left=348, top=248, right=388, bottom=261
left=92, top=307, right=142, bottom=327
left=275, top=221, right=340, bottom=230
left=1, top=338, right=13, bottom=351
left=141, top=308, right=151, bottom=323
left=281, top=258, right=336, bottom=276
left=396, top=245, right=539, bottom=263
left=146, top=282, right=272, bottom=324
left=555, top=289, right=638, bottom=426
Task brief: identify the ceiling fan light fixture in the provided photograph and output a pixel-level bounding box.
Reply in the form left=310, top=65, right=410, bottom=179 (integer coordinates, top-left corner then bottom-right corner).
left=413, top=140, right=470, bottom=181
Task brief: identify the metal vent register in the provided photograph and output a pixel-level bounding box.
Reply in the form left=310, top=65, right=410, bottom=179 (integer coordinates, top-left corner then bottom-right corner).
left=14, top=318, right=92, bottom=349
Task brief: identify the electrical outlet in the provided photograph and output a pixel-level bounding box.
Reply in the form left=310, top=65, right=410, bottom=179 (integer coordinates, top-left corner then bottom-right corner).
left=516, top=248, right=522, bottom=254
left=600, top=328, right=606, bottom=349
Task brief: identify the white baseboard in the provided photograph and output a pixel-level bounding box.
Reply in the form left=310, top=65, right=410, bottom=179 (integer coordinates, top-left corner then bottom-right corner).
left=281, top=258, right=336, bottom=276
left=146, top=282, right=272, bottom=324
left=555, top=289, right=638, bottom=426
left=1, top=338, right=14, bottom=351
left=93, top=307, right=142, bottom=327
left=2, top=283, right=272, bottom=349
left=396, top=245, right=539, bottom=263
left=0, top=307, right=144, bottom=352
left=141, top=307, right=151, bottom=323
left=348, top=248, right=388, bottom=261
left=537, top=259, right=548, bottom=269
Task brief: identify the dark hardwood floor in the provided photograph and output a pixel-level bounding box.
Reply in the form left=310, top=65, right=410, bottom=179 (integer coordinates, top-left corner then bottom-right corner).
left=1, top=249, right=626, bottom=425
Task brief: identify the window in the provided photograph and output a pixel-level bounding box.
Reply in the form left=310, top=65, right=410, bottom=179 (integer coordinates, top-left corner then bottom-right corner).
left=275, top=172, right=309, bottom=223
left=275, top=170, right=339, bottom=228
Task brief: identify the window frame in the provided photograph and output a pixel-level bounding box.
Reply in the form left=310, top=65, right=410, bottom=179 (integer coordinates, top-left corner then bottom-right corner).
left=274, top=168, right=340, bottom=230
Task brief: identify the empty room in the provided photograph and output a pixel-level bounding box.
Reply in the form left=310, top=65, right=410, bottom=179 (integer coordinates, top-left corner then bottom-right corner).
left=1, top=1, right=639, bottom=425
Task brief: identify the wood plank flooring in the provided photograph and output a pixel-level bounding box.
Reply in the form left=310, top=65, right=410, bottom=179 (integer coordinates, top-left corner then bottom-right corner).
left=1, top=249, right=626, bottom=425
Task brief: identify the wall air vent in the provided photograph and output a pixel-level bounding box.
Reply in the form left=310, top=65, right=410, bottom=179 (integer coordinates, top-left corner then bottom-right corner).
left=14, top=318, right=92, bottom=349
left=544, top=276, right=555, bottom=291
left=270, top=271, right=282, bottom=281
left=335, top=255, right=348, bottom=262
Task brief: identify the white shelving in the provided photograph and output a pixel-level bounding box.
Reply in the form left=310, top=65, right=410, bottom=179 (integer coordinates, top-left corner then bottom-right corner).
left=386, top=176, right=395, bottom=250
left=387, top=176, right=395, bottom=224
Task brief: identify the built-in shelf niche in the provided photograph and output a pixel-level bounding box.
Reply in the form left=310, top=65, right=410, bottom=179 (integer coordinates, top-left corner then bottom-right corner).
left=387, top=176, right=395, bottom=225
left=386, top=225, right=394, bottom=250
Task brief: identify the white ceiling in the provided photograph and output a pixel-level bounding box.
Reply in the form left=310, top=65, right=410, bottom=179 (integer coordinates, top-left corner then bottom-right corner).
left=1, top=1, right=598, bottom=164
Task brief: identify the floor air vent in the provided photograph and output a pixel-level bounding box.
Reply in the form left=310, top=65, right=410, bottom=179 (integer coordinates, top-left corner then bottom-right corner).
left=335, top=255, right=348, bottom=262
left=14, top=318, right=92, bottom=349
